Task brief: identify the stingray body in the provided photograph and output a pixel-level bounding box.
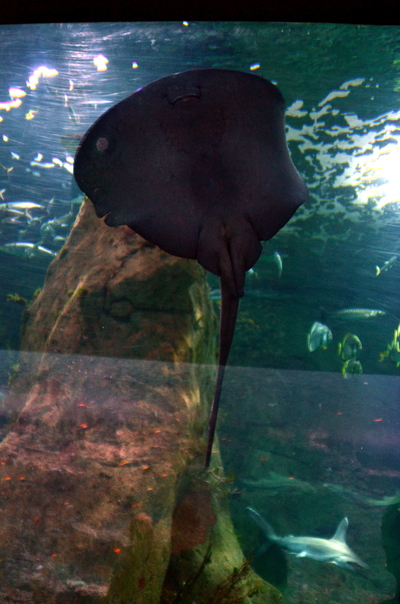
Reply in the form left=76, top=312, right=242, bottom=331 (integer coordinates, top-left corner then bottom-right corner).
left=74, top=69, right=308, bottom=466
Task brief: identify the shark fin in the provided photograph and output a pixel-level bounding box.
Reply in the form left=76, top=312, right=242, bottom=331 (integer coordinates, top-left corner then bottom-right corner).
left=334, top=560, right=355, bottom=571
left=296, top=551, right=308, bottom=558
left=331, top=517, right=349, bottom=542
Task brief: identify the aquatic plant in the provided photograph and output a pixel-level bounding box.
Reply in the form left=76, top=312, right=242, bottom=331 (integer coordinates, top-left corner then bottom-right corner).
left=161, top=545, right=212, bottom=604
left=7, top=362, right=20, bottom=386
left=162, top=553, right=267, bottom=604
left=6, top=292, right=27, bottom=306
left=205, top=559, right=266, bottom=604
left=204, top=465, right=239, bottom=498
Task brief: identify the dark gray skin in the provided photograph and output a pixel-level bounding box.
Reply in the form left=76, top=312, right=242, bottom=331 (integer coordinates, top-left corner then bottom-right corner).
left=73, top=69, right=308, bottom=467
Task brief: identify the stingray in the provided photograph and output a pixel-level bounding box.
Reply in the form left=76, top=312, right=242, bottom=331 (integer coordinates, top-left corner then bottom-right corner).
left=73, top=68, right=308, bottom=467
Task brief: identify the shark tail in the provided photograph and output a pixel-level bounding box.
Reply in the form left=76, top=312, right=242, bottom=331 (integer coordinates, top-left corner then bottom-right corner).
left=246, top=507, right=278, bottom=541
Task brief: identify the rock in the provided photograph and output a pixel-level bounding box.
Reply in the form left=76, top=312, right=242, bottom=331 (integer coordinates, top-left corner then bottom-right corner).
left=0, top=200, right=282, bottom=604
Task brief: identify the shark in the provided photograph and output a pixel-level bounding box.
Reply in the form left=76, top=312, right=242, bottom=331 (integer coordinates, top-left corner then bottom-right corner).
left=240, top=472, right=316, bottom=494
left=246, top=507, right=369, bottom=571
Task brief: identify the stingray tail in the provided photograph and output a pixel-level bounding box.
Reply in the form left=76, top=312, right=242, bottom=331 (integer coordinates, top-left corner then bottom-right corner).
left=205, top=279, right=239, bottom=467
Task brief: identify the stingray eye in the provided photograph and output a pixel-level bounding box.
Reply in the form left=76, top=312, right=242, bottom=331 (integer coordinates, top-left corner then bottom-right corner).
left=96, top=137, right=109, bottom=152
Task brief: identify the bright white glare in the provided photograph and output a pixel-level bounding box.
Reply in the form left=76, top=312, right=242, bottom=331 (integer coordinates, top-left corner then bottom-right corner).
left=353, top=141, right=400, bottom=211
left=93, top=54, right=109, bottom=71
left=27, top=66, right=59, bottom=90
left=8, top=87, right=26, bottom=98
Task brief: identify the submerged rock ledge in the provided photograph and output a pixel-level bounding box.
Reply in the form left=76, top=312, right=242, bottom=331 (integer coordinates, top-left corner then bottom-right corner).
left=0, top=200, right=282, bottom=604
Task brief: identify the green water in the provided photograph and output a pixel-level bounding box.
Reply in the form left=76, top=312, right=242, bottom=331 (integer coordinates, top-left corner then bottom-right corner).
left=0, top=21, right=399, bottom=603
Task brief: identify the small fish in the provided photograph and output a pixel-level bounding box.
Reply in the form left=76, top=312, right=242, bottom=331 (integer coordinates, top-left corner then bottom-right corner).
left=342, top=358, right=362, bottom=377
left=30, top=162, right=55, bottom=169
left=0, top=163, right=13, bottom=174
left=379, top=323, right=400, bottom=367
left=68, top=104, right=80, bottom=125
left=40, top=209, right=76, bottom=234
left=329, top=308, right=386, bottom=320
left=324, top=483, right=400, bottom=508
left=0, top=189, right=6, bottom=201
left=0, top=214, right=26, bottom=225
left=79, top=99, right=113, bottom=107
left=36, top=245, right=57, bottom=256
left=246, top=507, right=368, bottom=571
left=210, top=288, right=222, bottom=301
left=338, top=333, right=362, bottom=361
left=375, top=256, right=397, bottom=276
left=0, top=242, right=56, bottom=258
left=246, top=267, right=258, bottom=279
left=307, top=321, right=332, bottom=352
left=262, top=250, right=283, bottom=277
left=0, top=242, right=34, bottom=255
left=272, top=251, right=283, bottom=277
left=210, top=287, right=294, bottom=303
left=240, top=472, right=315, bottom=494
left=388, top=347, right=400, bottom=367
left=0, top=201, right=44, bottom=212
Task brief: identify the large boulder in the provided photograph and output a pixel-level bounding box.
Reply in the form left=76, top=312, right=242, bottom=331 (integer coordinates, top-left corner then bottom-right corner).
left=0, top=200, right=282, bottom=604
